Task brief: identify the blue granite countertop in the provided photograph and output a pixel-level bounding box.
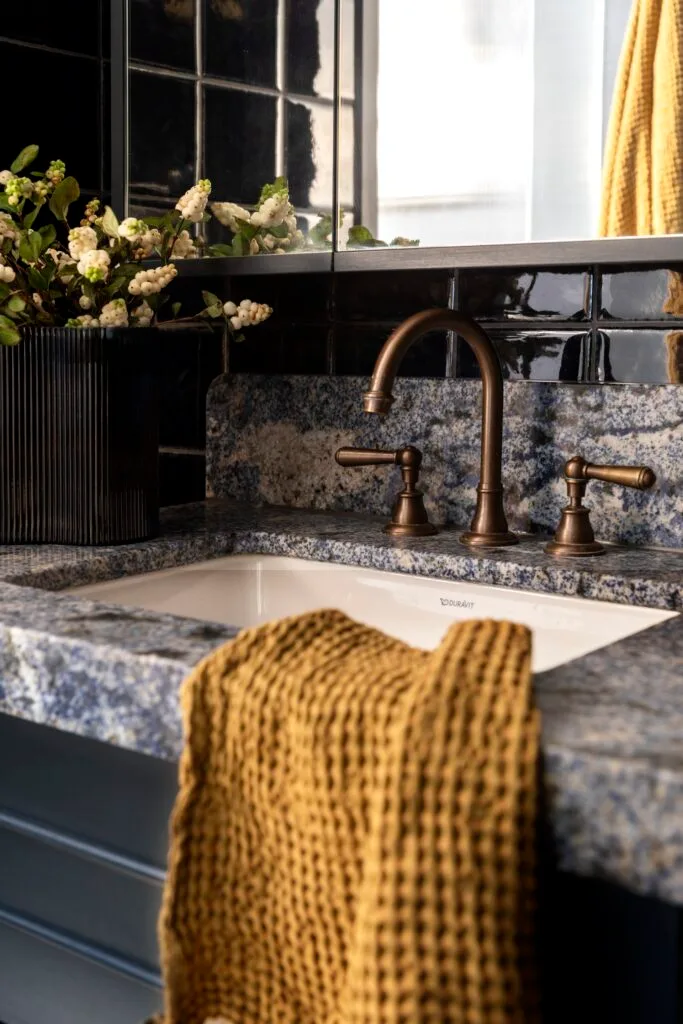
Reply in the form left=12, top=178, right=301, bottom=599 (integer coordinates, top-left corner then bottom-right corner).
left=1, top=499, right=683, bottom=904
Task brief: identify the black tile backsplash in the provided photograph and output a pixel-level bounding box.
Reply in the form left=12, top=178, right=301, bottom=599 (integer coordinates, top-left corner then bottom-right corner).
left=335, top=270, right=452, bottom=322
left=334, top=325, right=448, bottom=378
left=459, top=268, right=590, bottom=321
left=597, top=330, right=683, bottom=384
left=229, top=325, right=330, bottom=375
left=159, top=328, right=223, bottom=448
left=1, top=42, right=104, bottom=193
left=458, top=330, right=588, bottom=382
left=3, top=6, right=102, bottom=55
left=599, top=267, right=683, bottom=319
left=129, top=71, right=196, bottom=200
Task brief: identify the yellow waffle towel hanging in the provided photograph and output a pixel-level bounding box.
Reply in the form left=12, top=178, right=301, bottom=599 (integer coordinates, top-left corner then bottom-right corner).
left=599, top=0, right=683, bottom=236
left=157, top=610, right=540, bottom=1024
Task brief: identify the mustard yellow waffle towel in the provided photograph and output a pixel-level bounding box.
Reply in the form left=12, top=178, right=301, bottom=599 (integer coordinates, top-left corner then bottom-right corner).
left=158, top=610, right=540, bottom=1024
left=599, top=0, right=683, bottom=236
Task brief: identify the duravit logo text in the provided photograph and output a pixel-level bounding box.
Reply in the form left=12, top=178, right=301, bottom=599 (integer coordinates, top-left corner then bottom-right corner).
left=439, top=597, right=475, bottom=610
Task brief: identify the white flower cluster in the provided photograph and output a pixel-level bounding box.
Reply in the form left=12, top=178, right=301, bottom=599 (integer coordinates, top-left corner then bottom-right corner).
left=223, top=299, right=272, bottom=330
left=72, top=315, right=100, bottom=327
left=0, top=256, right=15, bottom=283
left=0, top=213, right=17, bottom=241
left=46, top=248, right=73, bottom=275
left=99, top=298, right=129, bottom=327
left=133, top=227, right=162, bottom=260
left=128, top=263, right=177, bottom=296
left=77, top=248, right=110, bottom=283
left=80, top=199, right=100, bottom=226
left=132, top=300, right=154, bottom=326
left=45, top=160, right=65, bottom=185
left=211, top=188, right=304, bottom=255
left=0, top=170, right=14, bottom=186
left=211, top=202, right=250, bottom=233
left=68, top=226, right=98, bottom=260
left=171, top=229, right=197, bottom=259
left=118, top=217, right=147, bottom=242
left=175, top=179, right=211, bottom=223
left=79, top=294, right=92, bottom=310
left=5, top=175, right=34, bottom=206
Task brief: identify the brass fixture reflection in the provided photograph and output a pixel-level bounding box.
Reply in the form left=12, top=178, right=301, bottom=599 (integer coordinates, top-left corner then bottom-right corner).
left=363, top=309, right=518, bottom=548
left=546, top=455, right=656, bottom=557
left=335, top=445, right=438, bottom=537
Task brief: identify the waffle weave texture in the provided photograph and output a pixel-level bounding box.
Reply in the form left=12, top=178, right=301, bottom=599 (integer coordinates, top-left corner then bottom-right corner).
left=599, top=0, right=683, bottom=236
left=157, top=610, right=540, bottom=1024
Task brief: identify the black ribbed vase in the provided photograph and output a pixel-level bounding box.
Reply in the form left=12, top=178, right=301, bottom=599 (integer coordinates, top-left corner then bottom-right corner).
left=0, top=326, right=160, bottom=545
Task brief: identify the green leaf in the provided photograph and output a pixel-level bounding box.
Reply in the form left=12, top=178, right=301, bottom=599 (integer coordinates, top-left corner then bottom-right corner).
left=267, top=222, right=289, bottom=239
left=232, top=331, right=246, bottom=343
left=206, top=304, right=223, bottom=319
left=347, top=225, right=374, bottom=245
left=0, top=283, right=10, bottom=302
left=23, top=205, right=40, bottom=230
left=0, top=194, right=14, bottom=212
left=258, top=176, right=288, bottom=205
left=202, top=290, right=221, bottom=308
left=101, top=205, right=120, bottom=238
left=7, top=295, right=26, bottom=313
left=49, top=176, right=80, bottom=222
left=0, top=325, right=20, bottom=345
left=141, top=215, right=163, bottom=227
left=18, top=230, right=42, bottom=263
left=206, top=243, right=233, bottom=257
left=171, top=301, right=182, bottom=318
left=27, top=266, right=48, bottom=290
left=309, top=213, right=332, bottom=244
left=232, top=234, right=248, bottom=256
left=38, top=224, right=56, bottom=251
left=10, top=145, right=39, bottom=175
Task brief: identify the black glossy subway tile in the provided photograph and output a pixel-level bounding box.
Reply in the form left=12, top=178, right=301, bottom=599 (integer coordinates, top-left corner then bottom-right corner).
left=226, top=274, right=332, bottom=322
left=204, top=86, right=276, bottom=205
left=159, top=328, right=223, bottom=448
left=597, top=330, right=683, bottom=384
left=1, top=44, right=101, bottom=192
left=334, top=270, right=452, bottom=322
left=160, top=452, right=206, bottom=507
left=129, top=71, right=195, bottom=199
left=599, top=267, right=683, bottom=320
left=286, top=99, right=335, bottom=211
left=204, top=0, right=277, bottom=87
left=458, top=330, right=589, bottom=382
left=229, top=326, right=329, bottom=374
left=334, top=325, right=448, bottom=378
left=3, top=5, right=102, bottom=55
left=459, top=268, right=591, bottom=321
left=130, top=0, right=196, bottom=71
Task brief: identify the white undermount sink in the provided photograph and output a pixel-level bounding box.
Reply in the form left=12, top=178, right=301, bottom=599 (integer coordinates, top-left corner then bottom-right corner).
left=66, top=554, right=676, bottom=673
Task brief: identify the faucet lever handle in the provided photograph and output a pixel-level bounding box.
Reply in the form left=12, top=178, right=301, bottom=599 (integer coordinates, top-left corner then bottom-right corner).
left=566, top=455, right=656, bottom=492
left=335, top=447, right=400, bottom=468
left=546, top=454, right=657, bottom=558
left=334, top=445, right=437, bottom=538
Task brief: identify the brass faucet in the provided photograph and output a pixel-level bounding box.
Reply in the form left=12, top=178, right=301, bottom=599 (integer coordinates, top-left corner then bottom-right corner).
left=363, top=308, right=518, bottom=548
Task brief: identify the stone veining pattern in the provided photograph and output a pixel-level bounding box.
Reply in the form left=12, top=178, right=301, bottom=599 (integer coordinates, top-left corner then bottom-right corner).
left=1, top=500, right=683, bottom=904
left=207, top=375, right=683, bottom=548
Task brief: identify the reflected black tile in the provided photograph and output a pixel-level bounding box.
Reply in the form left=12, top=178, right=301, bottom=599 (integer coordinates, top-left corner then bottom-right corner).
left=459, top=268, right=590, bottom=321
left=334, top=325, right=447, bottom=377
left=0, top=45, right=101, bottom=192
left=101, top=0, right=111, bottom=57
left=229, top=326, right=328, bottom=374
left=205, top=87, right=276, bottom=204
left=599, top=267, right=683, bottom=320
left=596, top=330, right=683, bottom=384
left=130, top=72, right=195, bottom=198
left=101, top=58, right=111, bottom=193
left=128, top=198, right=177, bottom=220
left=159, top=328, right=222, bottom=448
left=204, top=0, right=276, bottom=87
left=130, top=0, right=196, bottom=70
left=286, top=0, right=334, bottom=99
left=335, top=270, right=452, bottom=322
left=458, top=330, right=588, bottom=382
left=286, top=100, right=335, bottom=211
left=227, top=273, right=332, bottom=322
left=3, top=6, right=100, bottom=54
left=160, top=452, right=206, bottom=507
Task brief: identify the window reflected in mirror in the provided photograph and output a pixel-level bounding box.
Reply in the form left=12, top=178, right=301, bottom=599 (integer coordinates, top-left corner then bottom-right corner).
left=339, top=0, right=683, bottom=250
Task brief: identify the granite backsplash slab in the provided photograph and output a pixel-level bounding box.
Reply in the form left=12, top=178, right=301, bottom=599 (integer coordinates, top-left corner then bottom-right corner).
left=207, top=375, right=683, bottom=548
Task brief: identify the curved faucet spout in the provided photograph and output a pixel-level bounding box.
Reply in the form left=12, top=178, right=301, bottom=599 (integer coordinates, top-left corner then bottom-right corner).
left=364, top=308, right=518, bottom=548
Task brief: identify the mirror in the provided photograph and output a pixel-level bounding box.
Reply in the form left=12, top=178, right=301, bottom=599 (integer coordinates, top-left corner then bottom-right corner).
left=125, top=0, right=342, bottom=258
left=339, top=0, right=683, bottom=251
